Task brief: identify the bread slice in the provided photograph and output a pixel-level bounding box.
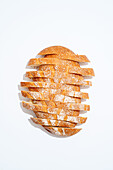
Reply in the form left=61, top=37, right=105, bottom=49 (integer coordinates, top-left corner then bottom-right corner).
left=21, top=90, right=81, bottom=103
left=34, top=112, right=87, bottom=124
left=22, top=101, right=90, bottom=111
left=27, top=88, right=89, bottom=99
left=20, top=82, right=80, bottom=91
left=26, top=71, right=84, bottom=80
left=38, top=46, right=90, bottom=62
left=23, top=100, right=79, bottom=116
left=27, top=58, right=80, bottom=67
left=31, top=77, right=92, bottom=86
left=31, top=117, right=77, bottom=128
left=26, top=67, right=93, bottom=86
left=44, top=56, right=80, bottom=68
left=44, top=126, right=81, bottom=136
left=32, top=100, right=90, bottom=111
left=43, top=55, right=81, bottom=67
left=38, top=64, right=94, bottom=76
left=32, top=100, right=79, bottom=116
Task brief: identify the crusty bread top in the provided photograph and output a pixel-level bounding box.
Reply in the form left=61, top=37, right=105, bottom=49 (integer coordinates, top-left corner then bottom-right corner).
left=38, top=46, right=90, bottom=62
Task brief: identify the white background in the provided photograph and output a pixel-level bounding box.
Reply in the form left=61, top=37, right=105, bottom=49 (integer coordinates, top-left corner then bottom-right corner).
left=0, top=0, right=113, bottom=169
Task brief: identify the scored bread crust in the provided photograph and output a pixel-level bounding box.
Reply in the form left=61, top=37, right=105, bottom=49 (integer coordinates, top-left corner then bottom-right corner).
left=38, top=46, right=90, bottom=62
left=44, top=127, right=81, bottom=136
left=38, top=46, right=76, bottom=55
left=31, top=117, right=77, bottom=128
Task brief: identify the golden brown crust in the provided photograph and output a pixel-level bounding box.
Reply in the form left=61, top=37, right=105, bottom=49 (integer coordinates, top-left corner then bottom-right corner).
left=38, top=46, right=90, bottom=62
left=38, top=46, right=75, bottom=55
